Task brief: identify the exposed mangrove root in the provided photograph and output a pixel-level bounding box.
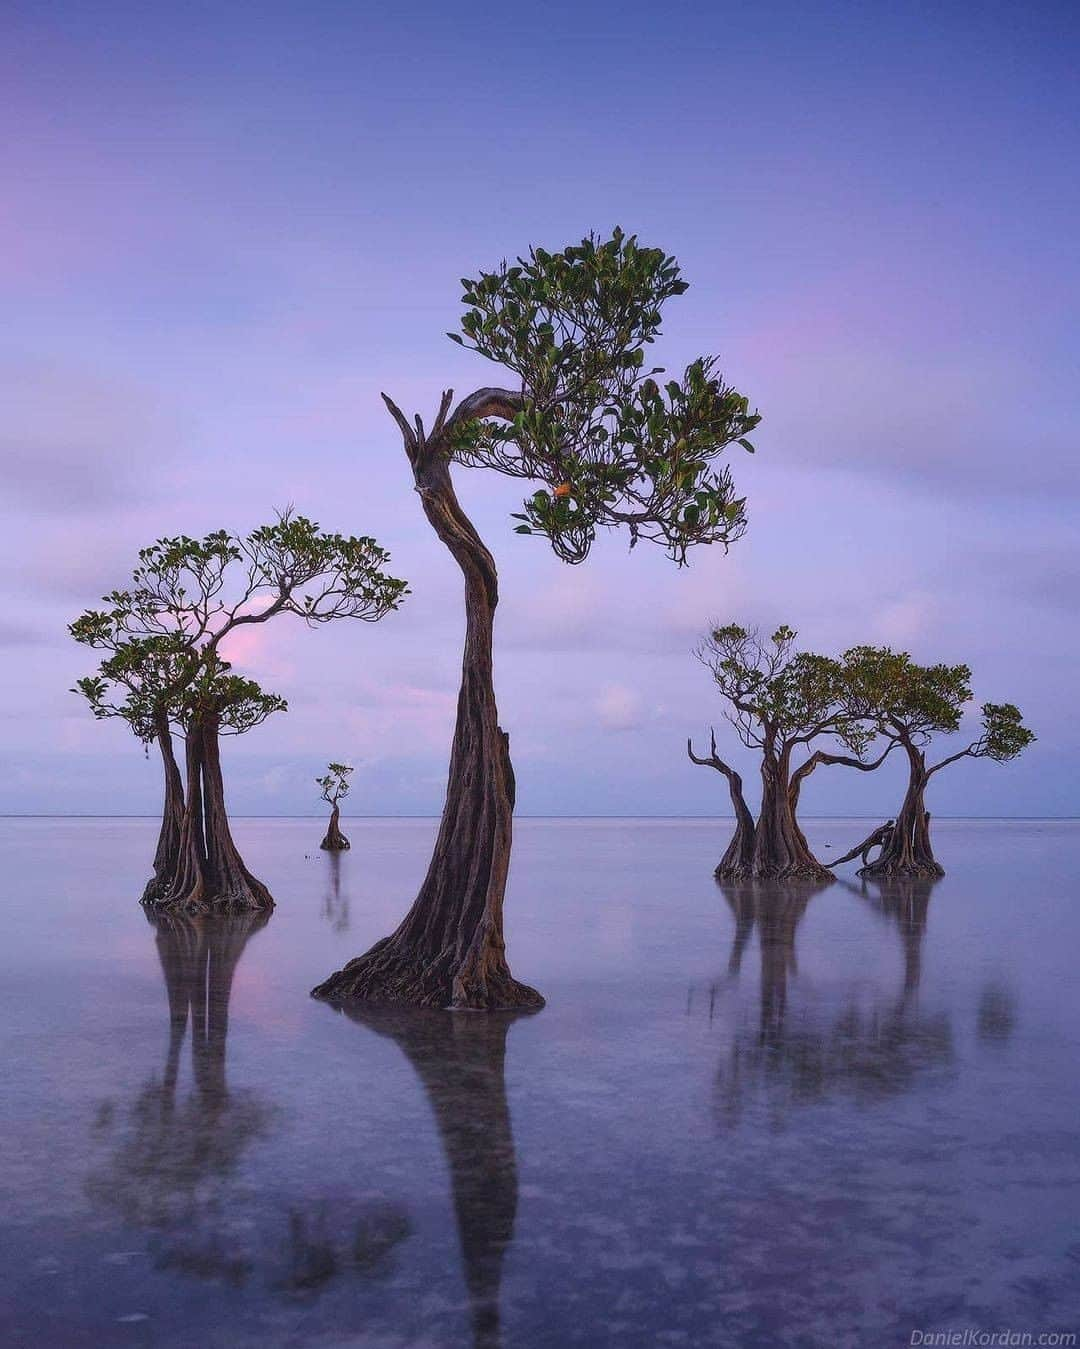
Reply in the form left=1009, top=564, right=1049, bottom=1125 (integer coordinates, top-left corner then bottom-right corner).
left=320, top=805, right=351, bottom=851
left=830, top=819, right=895, bottom=867
left=312, top=932, right=544, bottom=1011
left=142, top=710, right=274, bottom=916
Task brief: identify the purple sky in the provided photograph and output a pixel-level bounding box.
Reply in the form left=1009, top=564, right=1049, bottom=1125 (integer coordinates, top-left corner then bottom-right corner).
left=2, top=0, right=1077, bottom=818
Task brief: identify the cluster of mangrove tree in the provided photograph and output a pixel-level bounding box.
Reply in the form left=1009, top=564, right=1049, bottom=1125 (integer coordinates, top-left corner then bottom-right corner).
left=70, top=226, right=1033, bottom=1015
left=689, top=625, right=1033, bottom=881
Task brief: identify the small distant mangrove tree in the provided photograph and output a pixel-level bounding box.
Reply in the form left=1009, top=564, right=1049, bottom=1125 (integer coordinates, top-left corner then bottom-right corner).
left=317, top=762, right=354, bottom=851
left=72, top=513, right=406, bottom=912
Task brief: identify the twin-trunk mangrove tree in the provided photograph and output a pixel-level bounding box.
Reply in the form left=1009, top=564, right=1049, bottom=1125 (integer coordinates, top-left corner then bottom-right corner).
left=690, top=627, right=1033, bottom=880
left=72, top=513, right=406, bottom=913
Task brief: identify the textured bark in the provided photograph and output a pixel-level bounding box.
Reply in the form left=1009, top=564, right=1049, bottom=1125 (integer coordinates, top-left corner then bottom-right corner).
left=199, top=712, right=274, bottom=910
left=314, top=436, right=542, bottom=1010
left=750, top=744, right=833, bottom=882
left=147, top=712, right=274, bottom=915
left=141, top=713, right=186, bottom=905
left=860, top=740, right=944, bottom=878
left=320, top=804, right=351, bottom=851
left=687, top=733, right=756, bottom=879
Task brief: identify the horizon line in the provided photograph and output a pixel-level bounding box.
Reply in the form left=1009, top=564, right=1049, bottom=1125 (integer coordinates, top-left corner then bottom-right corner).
left=1, top=814, right=1077, bottom=823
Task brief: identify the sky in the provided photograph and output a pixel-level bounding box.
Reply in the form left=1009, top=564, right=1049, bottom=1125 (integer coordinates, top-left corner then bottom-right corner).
left=2, top=0, right=1077, bottom=819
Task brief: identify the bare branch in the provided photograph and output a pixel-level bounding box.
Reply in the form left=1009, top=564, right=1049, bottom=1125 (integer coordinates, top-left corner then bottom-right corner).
left=381, top=393, right=418, bottom=453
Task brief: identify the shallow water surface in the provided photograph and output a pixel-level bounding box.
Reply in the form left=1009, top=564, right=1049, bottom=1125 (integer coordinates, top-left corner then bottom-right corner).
left=1, top=817, right=1078, bottom=1347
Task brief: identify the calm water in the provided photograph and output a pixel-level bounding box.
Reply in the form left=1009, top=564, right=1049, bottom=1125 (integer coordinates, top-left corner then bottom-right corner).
left=1, top=817, right=1078, bottom=1348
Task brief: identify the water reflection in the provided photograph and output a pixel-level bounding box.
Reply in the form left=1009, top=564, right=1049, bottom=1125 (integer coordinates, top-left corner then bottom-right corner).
left=338, top=1006, right=528, bottom=1349
left=711, top=880, right=955, bottom=1128
left=849, top=875, right=936, bottom=1001
left=977, top=979, right=1017, bottom=1045
left=322, top=850, right=350, bottom=932
left=87, top=910, right=411, bottom=1298
left=87, top=910, right=272, bottom=1255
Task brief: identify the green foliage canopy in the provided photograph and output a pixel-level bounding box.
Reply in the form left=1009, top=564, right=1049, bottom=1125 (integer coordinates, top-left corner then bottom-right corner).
left=71, top=511, right=407, bottom=746
left=839, top=646, right=1035, bottom=772
left=448, top=229, right=759, bottom=565
left=316, top=762, right=354, bottom=806
left=698, top=624, right=874, bottom=757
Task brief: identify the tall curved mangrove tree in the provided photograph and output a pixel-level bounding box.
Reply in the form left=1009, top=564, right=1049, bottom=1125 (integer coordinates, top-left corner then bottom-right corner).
left=314, top=228, right=759, bottom=1009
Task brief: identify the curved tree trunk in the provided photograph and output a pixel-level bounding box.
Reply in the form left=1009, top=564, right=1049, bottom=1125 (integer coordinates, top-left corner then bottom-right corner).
left=148, top=711, right=274, bottom=915
left=320, top=803, right=350, bottom=851
left=787, top=743, right=894, bottom=861
left=860, top=742, right=944, bottom=878
left=314, top=448, right=542, bottom=1009
left=750, top=745, right=833, bottom=881
left=687, top=734, right=755, bottom=878
left=716, top=778, right=757, bottom=880
left=142, top=713, right=186, bottom=905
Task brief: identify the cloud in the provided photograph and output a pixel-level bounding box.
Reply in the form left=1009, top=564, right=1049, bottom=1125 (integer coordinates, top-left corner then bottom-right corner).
left=595, top=684, right=645, bottom=732
left=746, top=339, right=1077, bottom=501
left=0, top=620, right=52, bottom=648
left=0, top=358, right=179, bottom=511
left=871, top=593, right=937, bottom=645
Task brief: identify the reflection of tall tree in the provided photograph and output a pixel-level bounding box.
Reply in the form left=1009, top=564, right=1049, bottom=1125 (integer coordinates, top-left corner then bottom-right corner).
left=713, top=881, right=953, bottom=1128
left=340, top=1007, right=528, bottom=1349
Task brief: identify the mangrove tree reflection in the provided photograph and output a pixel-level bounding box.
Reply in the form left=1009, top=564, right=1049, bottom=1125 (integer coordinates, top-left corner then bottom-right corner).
left=977, top=979, right=1018, bottom=1046
left=340, top=1006, right=527, bottom=1349
left=711, top=881, right=954, bottom=1128
left=87, top=910, right=272, bottom=1249
left=88, top=910, right=411, bottom=1299
left=852, top=875, right=937, bottom=1000
left=322, top=849, right=351, bottom=932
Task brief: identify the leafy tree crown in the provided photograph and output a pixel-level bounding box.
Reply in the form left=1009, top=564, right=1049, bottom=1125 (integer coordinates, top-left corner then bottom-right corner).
left=698, top=623, right=872, bottom=754
left=839, top=647, right=972, bottom=740
left=70, top=511, right=405, bottom=746
left=316, top=762, right=354, bottom=806
left=447, top=229, right=760, bottom=565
